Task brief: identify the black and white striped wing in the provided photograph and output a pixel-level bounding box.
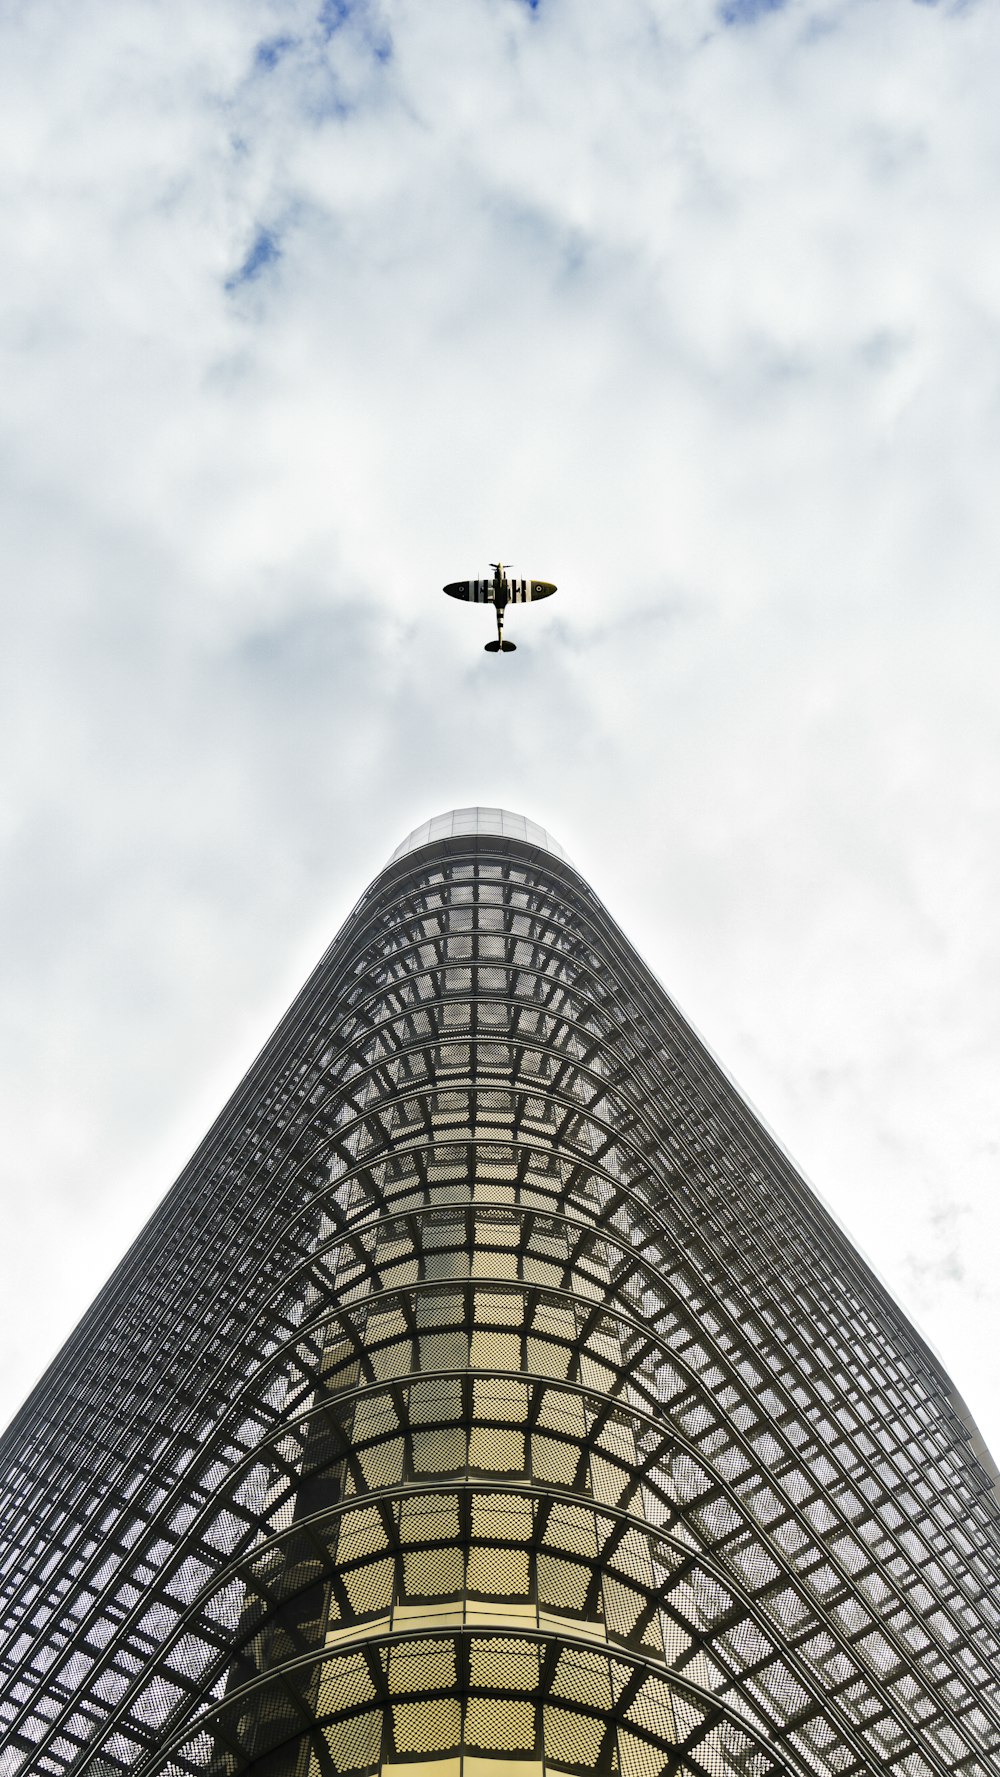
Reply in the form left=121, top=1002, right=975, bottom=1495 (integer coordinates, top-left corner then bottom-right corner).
left=508, top=577, right=557, bottom=603
left=443, top=577, right=495, bottom=603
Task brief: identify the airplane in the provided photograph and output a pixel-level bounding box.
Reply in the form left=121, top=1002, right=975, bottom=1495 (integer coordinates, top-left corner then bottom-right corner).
left=443, top=562, right=557, bottom=653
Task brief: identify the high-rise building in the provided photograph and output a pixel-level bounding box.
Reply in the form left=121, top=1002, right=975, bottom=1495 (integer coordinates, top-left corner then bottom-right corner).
left=1, top=807, right=999, bottom=1777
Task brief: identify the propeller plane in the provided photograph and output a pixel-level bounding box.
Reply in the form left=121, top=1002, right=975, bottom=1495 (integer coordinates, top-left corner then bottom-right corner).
left=444, top=562, right=556, bottom=653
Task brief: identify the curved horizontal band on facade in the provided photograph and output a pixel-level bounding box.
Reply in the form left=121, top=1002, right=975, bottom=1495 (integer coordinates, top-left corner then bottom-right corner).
left=135, top=1465, right=932, bottom=1777
left=156, top=1622, right=802, bottom=1777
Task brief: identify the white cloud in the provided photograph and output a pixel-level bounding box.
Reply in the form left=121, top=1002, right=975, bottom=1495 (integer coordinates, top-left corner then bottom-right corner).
left=2, top=0, right=1000, bottom=1459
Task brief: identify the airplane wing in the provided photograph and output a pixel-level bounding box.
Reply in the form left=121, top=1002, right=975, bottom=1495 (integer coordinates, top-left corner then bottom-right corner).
left=508, top=577, right=557, bottom=603
left=443, top=578, right=495, bottom=603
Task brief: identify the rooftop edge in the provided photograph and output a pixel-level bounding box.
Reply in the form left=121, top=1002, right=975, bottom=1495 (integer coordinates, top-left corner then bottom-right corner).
left=389, top=807, right=572, bottom=868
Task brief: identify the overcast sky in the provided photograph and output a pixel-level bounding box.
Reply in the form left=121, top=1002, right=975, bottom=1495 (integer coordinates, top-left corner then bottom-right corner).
left=2, top=0, right=999, bottom=1457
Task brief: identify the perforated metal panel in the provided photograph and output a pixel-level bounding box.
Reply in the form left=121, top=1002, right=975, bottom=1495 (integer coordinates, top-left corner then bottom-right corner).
left=1, top=817, right=999, bottom=1777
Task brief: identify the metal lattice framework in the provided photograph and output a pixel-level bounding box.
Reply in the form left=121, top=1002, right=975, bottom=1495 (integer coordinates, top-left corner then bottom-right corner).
left=1, top=808, right=999, bottom=1777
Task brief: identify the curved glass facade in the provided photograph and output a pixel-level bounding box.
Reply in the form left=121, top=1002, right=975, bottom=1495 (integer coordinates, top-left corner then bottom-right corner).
left=0, top=814, right=999, bottom=1777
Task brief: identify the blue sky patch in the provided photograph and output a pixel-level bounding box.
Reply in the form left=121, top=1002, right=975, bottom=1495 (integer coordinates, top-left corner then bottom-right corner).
left=225, top=228, right=281, bottom=292
left=317, top=0, right=392, bottom=59
left=720, top=0, right=785, bottom=21
left=319, top=0, right=353, bottom=36
left=255, top=35, right=296, bottom=70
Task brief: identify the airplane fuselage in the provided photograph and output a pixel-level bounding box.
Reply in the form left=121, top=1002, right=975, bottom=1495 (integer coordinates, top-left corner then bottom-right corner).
left=442, top=562, right=556, bottom=655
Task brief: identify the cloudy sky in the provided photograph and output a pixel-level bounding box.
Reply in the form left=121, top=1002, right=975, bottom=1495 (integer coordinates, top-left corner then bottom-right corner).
left=2, top=0, right=999, bottom=1455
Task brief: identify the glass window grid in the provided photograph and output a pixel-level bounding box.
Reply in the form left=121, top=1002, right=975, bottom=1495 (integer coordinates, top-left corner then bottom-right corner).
left=0, top=839, right=998, bottom=1777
